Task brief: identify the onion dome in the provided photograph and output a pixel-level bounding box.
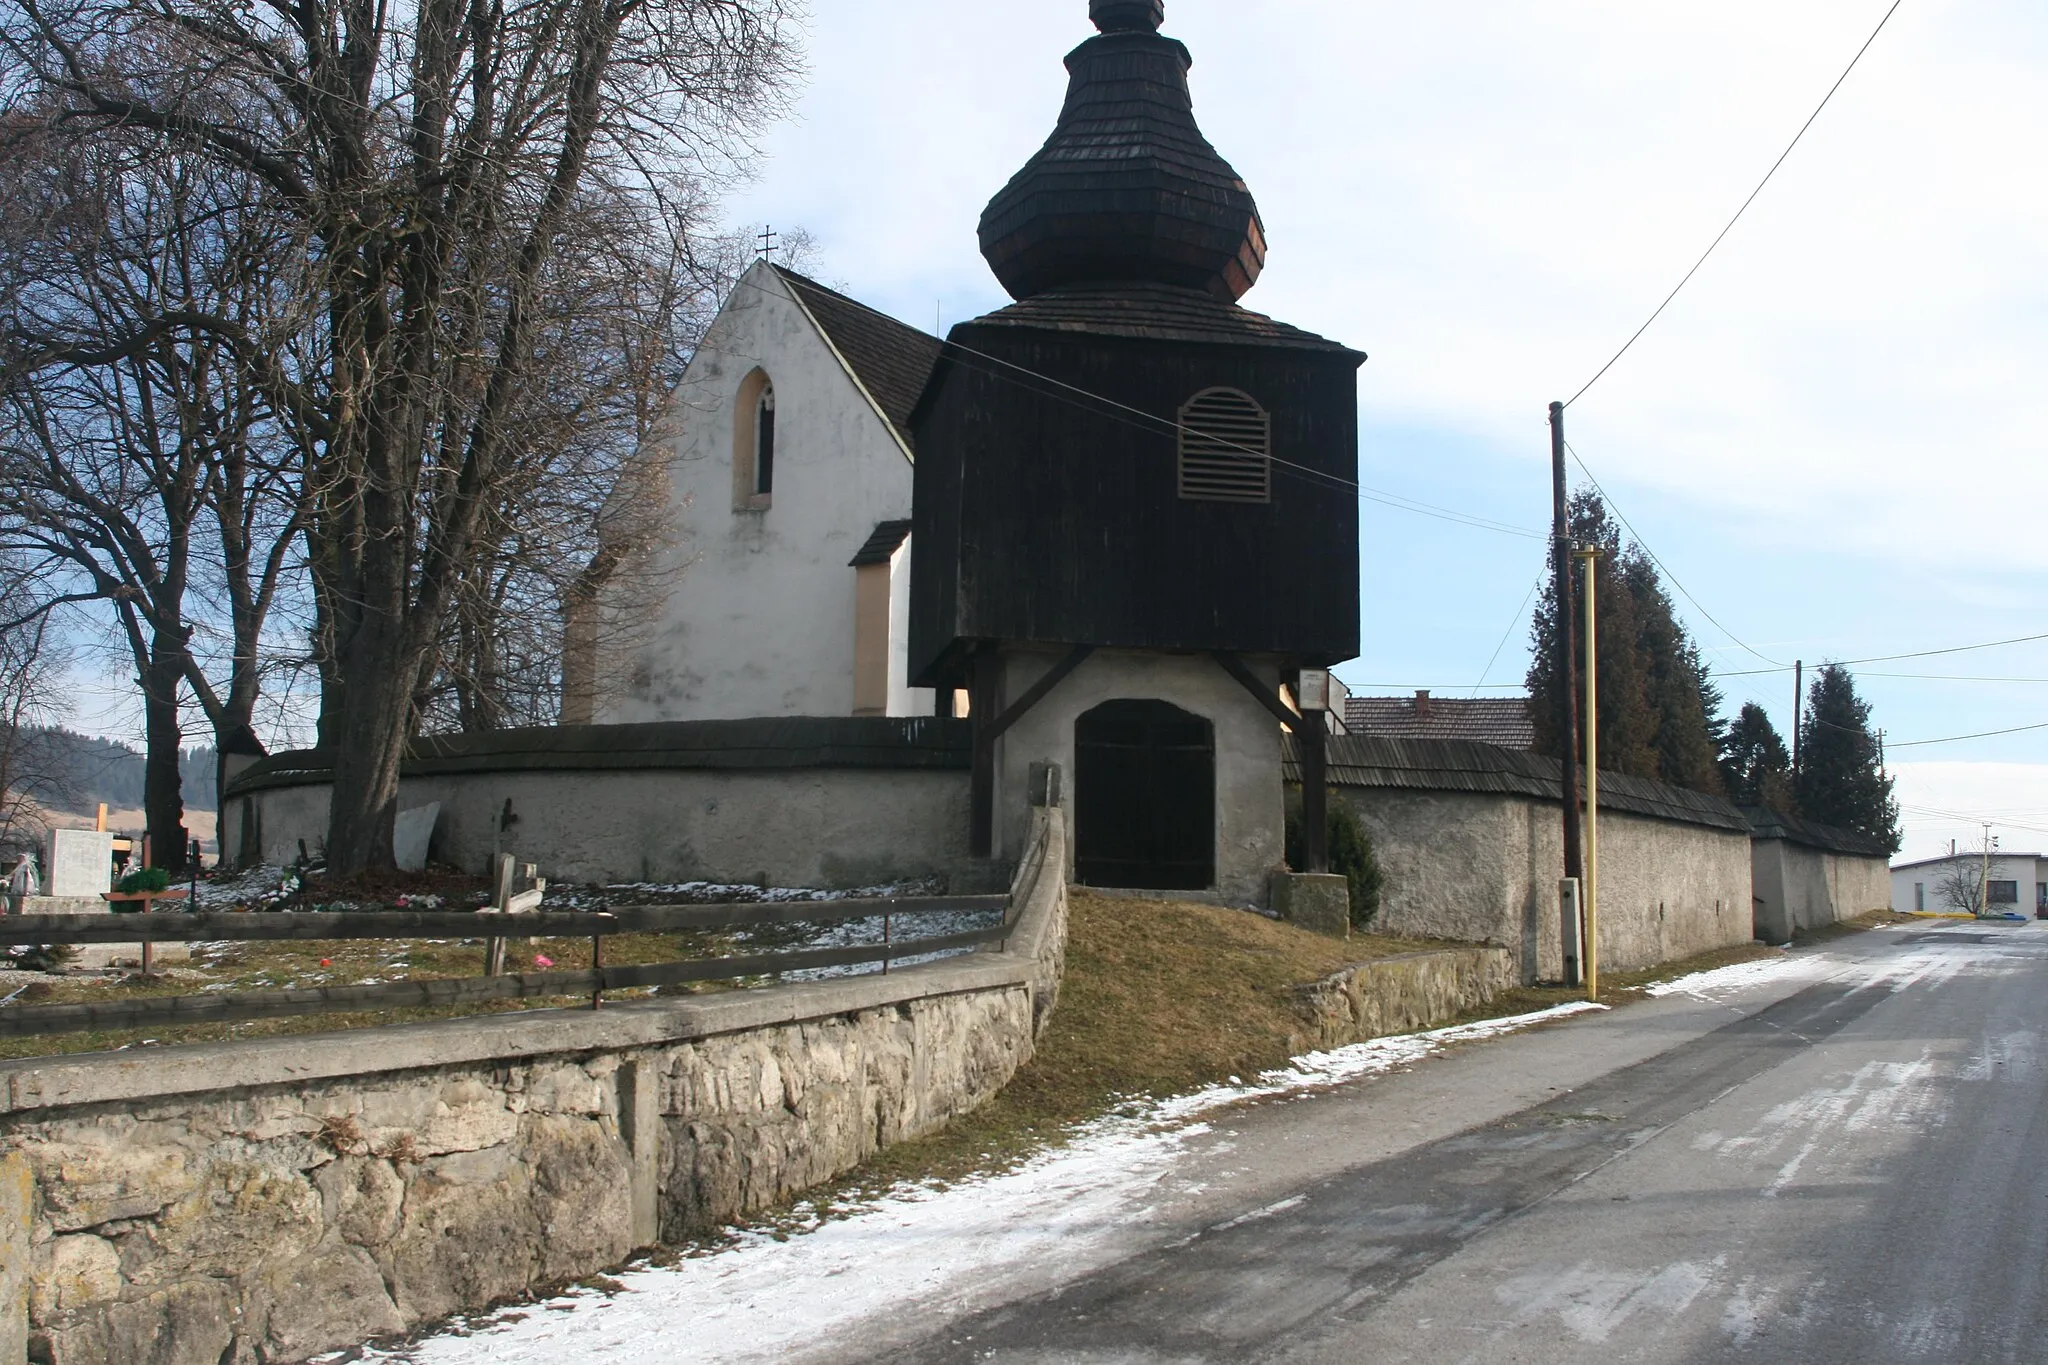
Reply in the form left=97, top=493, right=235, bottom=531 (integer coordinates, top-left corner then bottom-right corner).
left=979, top=1, right=1267, bottom=303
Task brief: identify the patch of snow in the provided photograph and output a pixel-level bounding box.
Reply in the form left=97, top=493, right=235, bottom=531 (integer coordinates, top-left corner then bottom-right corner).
left=340, top=1001, right=1607, bottom=1365
left=1642, top=954, right=1818, bottom=1001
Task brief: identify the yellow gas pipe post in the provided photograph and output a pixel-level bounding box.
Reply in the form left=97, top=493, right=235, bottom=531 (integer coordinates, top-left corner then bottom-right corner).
left=1575, top=546, right=1603, bottom=1002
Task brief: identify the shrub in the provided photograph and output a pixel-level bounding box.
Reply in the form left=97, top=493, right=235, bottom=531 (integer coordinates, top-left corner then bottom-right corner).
left=1284, top=794, right=1384, bottom=929
left=117, top=867, right=173, bottom=895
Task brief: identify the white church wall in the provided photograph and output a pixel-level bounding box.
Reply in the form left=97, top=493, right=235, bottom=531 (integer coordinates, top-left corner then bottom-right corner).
left=601, top=263, right=926, bottom=724
left=992, top=647, right=1286, bottom=906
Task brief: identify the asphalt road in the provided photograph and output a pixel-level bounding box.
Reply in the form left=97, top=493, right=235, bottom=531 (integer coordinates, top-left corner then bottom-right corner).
left=859, top=921, right=2048, bottom=1365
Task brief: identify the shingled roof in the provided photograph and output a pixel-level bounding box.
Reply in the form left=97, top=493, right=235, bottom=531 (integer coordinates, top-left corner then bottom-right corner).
left=1742, top=806, right=1896, bottom=859
left=775, top=266, right=943, bottom=450
left=969, top=282, right=1357, bottom=354
left=1345, top=692, right=1536, bottom=751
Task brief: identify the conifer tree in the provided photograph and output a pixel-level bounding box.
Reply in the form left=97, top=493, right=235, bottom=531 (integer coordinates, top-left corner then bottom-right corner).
left=1721, top=702, right=1794, bottom=809
left=1795, top=665, right=1901, bottom=850
left=1526, top=490, right=1724, bottom=795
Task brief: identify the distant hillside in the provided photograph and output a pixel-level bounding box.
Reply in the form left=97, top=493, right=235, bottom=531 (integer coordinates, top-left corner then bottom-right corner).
left=14, top=729, right=217, bottom=815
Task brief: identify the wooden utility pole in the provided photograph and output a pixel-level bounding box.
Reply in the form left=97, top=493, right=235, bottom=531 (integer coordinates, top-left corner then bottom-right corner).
left=1550, top=403, right=1584, bottom=983
left=1792, top=660, right=1804, bottom=780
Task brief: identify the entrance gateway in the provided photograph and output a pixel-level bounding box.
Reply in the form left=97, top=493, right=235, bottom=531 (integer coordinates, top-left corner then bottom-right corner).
left=1074, top=700, right=1215, bottom=891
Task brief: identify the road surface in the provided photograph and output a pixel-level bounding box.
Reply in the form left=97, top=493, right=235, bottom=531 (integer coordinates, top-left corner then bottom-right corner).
left=851, top=921, right=2048, bottom=1364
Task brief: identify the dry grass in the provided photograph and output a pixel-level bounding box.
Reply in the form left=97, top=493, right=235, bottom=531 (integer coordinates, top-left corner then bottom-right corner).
left=844, top=892, right=1442, bottom=1189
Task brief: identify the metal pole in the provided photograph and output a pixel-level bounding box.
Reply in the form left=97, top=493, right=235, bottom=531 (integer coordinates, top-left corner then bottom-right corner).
left=1576, top=547, right=1602, bottom=1002
left=1981, top=824, right=1993, bottom=919
left=1550, top=403, right=1584, bottom=986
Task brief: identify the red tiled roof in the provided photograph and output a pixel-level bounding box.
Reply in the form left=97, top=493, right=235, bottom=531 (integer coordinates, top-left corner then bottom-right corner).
left=1344, top=693, right=1536, bottom=751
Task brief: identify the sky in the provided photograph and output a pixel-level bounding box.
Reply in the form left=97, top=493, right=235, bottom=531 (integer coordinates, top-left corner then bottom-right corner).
left=703, top=0, right=2048, bottom=861
left=60, top=0, right=2048, bottom=860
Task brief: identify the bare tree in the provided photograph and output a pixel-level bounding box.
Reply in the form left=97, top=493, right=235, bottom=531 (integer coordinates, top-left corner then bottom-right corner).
left=1935, top=858, right=1985, bottom=917
left=0, top=553, right=72, bottom=861
left=0, top=121, right=311, bottom=867
left=5, top=0, right=802, bottom=871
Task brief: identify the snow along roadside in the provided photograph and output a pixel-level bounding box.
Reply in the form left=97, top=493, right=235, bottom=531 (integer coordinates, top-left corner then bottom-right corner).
left=342, top=1001, right=1609, bottom=1365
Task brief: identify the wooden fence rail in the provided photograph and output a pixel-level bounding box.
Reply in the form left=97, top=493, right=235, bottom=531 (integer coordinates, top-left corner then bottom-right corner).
left=0, top=896, right=1015, bottom=1037
left=0, top=896, right=1010, bottom=946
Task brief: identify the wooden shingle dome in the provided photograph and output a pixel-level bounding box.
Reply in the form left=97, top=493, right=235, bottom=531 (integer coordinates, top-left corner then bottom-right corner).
left=979, top=1, right=1267, bottom=303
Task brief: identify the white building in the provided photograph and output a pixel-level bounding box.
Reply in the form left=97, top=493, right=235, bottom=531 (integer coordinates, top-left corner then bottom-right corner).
left=584, top=260, right=943, bottom=724
left=1891, top=852, right=2048, bottom=916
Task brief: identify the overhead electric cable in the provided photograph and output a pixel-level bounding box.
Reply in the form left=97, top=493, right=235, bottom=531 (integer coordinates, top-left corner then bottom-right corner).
left=1718, top=630, right=2048, bottom=678
left=1471, top=572, right=1546, bottom=696
left=1888, top=720, right=2048, bottom=750
left=1564, top=442, right=1785, bottom=669
left=1565, top=0, right=1906, bottom=407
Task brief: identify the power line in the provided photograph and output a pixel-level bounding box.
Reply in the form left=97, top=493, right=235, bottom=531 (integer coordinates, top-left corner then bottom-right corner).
left=1471, top=572, right=1546, bottom=697
left=1565, top=0, right=1906, bottom=407
left=1564, top=441, right=1785, bottom=669
left=1889, top=720, right=2048, bottom=750
left=1720, top=630, right=2048, bottom=678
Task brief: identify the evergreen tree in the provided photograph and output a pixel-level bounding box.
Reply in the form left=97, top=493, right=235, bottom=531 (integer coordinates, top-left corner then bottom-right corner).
left=1720, top=702, right=1794, bottom=809
left=1795, top=665, right=1901, bottom=851
left=1526, top=490, right=1724, bottom=795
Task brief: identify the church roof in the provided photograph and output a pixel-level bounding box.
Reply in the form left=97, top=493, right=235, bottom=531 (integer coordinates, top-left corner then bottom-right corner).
left=979, top=2, right=1267, bottom=303
left=775, top=266, right=943, bottom=450
left=968, top=281, right=1358, bottom=355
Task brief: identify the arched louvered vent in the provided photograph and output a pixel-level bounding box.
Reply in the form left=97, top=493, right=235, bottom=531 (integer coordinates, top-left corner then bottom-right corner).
left=1178, top=388, right=1271, bottom=504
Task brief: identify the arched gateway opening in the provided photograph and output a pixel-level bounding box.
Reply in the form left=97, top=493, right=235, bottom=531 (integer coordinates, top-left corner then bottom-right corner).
left=1074, top=699, right=1216, bottom=891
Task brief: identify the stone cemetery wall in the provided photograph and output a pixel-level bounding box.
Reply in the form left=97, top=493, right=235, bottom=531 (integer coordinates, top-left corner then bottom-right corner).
left=0, top=810, right=1070, bottom=1364
left=1338, top=787, right=1754, bottom=982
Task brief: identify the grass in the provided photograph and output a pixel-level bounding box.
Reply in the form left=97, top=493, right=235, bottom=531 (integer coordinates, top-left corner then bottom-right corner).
left=842, top=892, right=1444, bottom=1190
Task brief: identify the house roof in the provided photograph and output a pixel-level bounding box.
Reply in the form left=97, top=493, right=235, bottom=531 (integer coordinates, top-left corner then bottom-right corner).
left=1287, top=735, right=1753, bottom=835
left=774, top=266, right=943, bottom=452
left=849, top=520, right=914, bottom=568
left=1891, top=851, right=2045, bottom=872
left=966, top=282, right=1358, bottom=355
left=1741, top=807, right=1896, bottom=860
left=1345, top=692, right=1537, bottom=751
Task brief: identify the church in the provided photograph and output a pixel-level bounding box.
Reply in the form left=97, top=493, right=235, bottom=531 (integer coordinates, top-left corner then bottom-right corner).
left=584, top=0, right=1364, bottom=905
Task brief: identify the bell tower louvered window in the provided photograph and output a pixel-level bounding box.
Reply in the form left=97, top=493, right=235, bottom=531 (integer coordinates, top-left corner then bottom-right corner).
left=1178, top=388, right=1271, bottom=504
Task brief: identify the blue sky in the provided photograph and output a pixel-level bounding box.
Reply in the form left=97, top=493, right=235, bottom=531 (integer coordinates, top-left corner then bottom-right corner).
left=708, top=0, right=2048, bottom=858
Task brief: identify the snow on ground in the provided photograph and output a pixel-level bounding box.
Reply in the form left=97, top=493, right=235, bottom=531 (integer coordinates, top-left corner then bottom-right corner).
left=335, top=1001, right=1608, bottom=1365
left=1642, top=952, right=1819, bottom=1001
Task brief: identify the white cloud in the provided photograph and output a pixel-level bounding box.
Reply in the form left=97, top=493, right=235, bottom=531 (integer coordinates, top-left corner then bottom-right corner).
left=1891, top=761, right=2048, bottom=860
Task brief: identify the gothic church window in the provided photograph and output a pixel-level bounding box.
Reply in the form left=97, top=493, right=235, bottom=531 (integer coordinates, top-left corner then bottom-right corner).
left=733, top=369, right=776, bottom=510
left=1177, top=388, right=1271, bottom=504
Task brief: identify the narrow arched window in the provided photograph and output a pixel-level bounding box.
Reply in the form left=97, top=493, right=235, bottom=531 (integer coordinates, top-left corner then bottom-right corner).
left=1178, top=388, right=1271, bottom=504
left=733, top=369, right=775, bottom=510
left=755, top=386, right=776, bottom=496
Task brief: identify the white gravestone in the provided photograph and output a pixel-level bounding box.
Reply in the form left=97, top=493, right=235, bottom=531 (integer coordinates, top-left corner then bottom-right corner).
left=393, top=803, right=441, bottom=874
left=45, top=830, right=115, bottom=899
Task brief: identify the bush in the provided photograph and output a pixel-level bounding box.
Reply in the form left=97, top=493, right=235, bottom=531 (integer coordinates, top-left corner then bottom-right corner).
left=1284, top=794, right=1384, bottom=929
left=117, top=867, right=173, bottom=895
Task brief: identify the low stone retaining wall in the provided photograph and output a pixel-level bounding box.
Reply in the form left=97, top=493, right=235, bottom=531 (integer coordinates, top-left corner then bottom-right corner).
left=1289, top=947, right=1516, bottom=1053
left=0, top=811, right=1069, bottom=1364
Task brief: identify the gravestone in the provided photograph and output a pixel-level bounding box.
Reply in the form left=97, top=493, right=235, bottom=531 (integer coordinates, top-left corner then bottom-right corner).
left=45, top=830, right=114, bottom=899
left=393, top=803, right=441, bottom=874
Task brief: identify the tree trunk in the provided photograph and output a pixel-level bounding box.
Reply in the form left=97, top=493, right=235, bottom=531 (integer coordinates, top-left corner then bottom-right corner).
left=142, top=640, right=191, bottom=872
left=322, top=610, right=421, bottom=873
